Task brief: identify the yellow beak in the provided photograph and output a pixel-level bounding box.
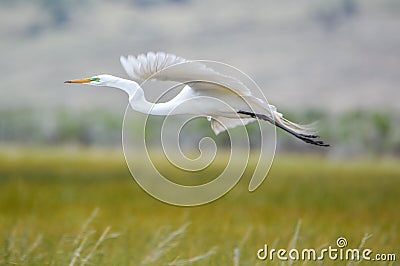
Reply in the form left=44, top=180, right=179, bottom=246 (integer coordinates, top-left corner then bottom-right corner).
left=64, top=78, right=91, bottom=84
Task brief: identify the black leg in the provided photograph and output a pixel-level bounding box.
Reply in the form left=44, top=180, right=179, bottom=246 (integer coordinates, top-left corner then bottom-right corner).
left=237, top=110, right=330, bottom=147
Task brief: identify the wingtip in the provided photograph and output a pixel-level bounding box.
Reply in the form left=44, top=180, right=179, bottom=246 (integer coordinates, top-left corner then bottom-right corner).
left=120, top=55, right=127, bottom=64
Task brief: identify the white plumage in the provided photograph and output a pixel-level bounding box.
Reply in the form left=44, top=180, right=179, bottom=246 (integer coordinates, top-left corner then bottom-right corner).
left=65, top=52, right=328, bottom=146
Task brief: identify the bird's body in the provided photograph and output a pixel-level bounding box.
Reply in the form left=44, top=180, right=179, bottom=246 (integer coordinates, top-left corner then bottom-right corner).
left=65, top=52, right=329, bottom=146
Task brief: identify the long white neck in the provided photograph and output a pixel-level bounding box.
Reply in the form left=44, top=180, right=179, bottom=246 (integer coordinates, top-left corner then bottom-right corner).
left=108, top=77, right=173, bottom=115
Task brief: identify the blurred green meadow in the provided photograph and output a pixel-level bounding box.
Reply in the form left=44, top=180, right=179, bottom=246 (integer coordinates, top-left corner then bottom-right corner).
left=0, top=147, right=399, bottom=265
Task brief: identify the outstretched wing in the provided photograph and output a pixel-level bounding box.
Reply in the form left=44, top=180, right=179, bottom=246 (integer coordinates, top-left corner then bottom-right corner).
left=120, top=52, right=252, bottom=96
left=121, top=52, right=262, bottom=135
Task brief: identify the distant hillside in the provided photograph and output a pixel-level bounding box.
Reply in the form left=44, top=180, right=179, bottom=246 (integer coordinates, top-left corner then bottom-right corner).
left=0, top=0, right=399, bottom=113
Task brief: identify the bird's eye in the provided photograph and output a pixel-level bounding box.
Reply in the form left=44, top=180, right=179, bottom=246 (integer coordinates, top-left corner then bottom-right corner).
left=90, top=77, right=100, bottom=82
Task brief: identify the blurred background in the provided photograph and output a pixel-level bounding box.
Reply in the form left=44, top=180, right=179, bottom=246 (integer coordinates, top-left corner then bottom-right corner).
left=0, top=0, right=399, bottom=265
left=1, top=0, right=400, bottom=155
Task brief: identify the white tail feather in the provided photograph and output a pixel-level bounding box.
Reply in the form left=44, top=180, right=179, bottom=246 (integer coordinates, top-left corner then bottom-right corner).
left=273, top=112, right=318, bottom=137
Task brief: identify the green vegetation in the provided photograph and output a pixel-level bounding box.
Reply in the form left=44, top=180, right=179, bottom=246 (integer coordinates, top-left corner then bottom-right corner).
left=1, top=109, right=400, bottom=156
left=0, top=148, right=399, bottom=265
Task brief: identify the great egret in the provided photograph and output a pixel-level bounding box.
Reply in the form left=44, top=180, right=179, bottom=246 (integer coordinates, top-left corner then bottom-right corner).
left=65, top=52, right=328, bottom=146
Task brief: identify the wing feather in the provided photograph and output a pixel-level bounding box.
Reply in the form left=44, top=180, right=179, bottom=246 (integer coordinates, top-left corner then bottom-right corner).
left=122, top=55, right=141, bottom=80
left=137, top=54, right=148, bottom=75
left=147, top=51, right=157, bottom=73
left=120, top=52, right=251, bottom=96
left=156, top=52, right=166, bottom=70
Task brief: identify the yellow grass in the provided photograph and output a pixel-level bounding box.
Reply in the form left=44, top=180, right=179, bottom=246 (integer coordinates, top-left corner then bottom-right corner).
left=0, top=147, right=399, bottom=265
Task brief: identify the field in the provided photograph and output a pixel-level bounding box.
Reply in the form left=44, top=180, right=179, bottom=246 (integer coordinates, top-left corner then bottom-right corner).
left=0, top=148, right=399, bottom=265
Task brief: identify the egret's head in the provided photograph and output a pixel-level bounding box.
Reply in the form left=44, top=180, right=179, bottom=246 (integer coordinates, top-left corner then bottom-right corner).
left=64, top=74, right=115, bottom=86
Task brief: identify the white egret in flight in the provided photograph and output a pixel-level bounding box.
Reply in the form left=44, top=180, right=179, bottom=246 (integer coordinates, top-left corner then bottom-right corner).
left=65, top=52, right=328, bottom=146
